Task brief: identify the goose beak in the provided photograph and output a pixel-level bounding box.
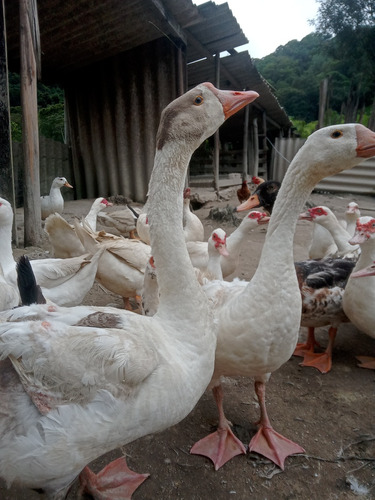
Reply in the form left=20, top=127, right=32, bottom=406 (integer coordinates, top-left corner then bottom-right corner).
left=351, top=264, right=375, bottom=278
left=355, top=124, right=375, bottom=158
left=203, top=83, right=259, bottom=120
left=299, top=211, right=313, bottom=221
left=236, top=193, right=260, bottom=212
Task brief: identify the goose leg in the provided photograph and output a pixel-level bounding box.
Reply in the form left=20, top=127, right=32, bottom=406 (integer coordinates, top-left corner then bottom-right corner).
left=299, top=326, right=337, bottom=373
left=249, top=381, right=305, bottom=470
left=190, top=384, right=246, bottom=470
left=79, top=456, right=149, bottom=500
left=293, top=327, right=320, bottom=357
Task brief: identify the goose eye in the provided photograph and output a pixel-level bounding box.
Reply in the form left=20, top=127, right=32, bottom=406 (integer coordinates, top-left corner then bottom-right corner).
left=194, top=95, right=204, bottom=106
left=331, top=130, right=343, bottom=139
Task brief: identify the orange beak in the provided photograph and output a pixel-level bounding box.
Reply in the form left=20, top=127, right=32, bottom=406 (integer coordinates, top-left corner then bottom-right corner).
left=236, top=193, right=261, bottom=212
left=355, top=124, right=375, bottom=158
left=203, top=82, right=259, bottom=120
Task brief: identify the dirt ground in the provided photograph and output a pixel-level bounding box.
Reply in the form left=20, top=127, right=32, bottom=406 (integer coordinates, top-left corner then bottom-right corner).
left=3, top=186, right=375, bottom=500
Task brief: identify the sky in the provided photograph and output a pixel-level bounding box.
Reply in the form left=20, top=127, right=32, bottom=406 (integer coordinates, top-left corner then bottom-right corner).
left=194, top=0, right=319, bottom=59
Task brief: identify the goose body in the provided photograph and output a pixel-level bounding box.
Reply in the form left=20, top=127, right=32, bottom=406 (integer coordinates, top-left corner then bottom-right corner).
left=187, top=211, right=269, bottom=278
left=74, top=221, right=152, bottom=309
left=343, top=216, right=375, bottom=369
left=191, top=124, right=375, bottom=471
left=45, top=197, right=112, bottom=258
left=97, top=204, right=142, bottom=239
left=41, top=177, right=73, bottom=220
left=0, top=83, right=259, bottom=498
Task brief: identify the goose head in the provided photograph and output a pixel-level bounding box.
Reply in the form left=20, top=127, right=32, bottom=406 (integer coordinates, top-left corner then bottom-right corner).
left=209, top=228, right=229, bottom=257
left=0, top=198, right=13, bottom=227
left=236, top=180, right=280, bottom=214
left=350, top=216, right=375, bottom=245
left=351, top=260, right=375, bottom=278
left=52, top=177, right=73, bottom=189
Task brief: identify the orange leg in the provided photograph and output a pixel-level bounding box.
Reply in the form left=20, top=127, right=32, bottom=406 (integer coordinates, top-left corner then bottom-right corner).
left=249, top=381, right=305, bottom=470
left=293, top=327, right=321, bottom=357
left=300, top=326, right=337, bottom=373
left=190, top=384, right=246, bottom=470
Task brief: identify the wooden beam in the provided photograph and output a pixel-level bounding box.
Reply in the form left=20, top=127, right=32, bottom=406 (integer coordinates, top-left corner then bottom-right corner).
left=20, top=0, right=42, bottom=246
left=0, top=0, right=18, bottom=244
left=213, top=52, right=220, bottom=195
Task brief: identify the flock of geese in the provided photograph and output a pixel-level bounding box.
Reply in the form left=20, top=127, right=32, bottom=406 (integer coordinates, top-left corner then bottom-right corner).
left=0, top=82, right=375, bottom=499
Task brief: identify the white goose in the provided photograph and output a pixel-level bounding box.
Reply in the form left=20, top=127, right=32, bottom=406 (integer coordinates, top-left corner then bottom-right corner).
left=190, top=124, right=375, bottom=471
left=45, top=197, right=112, bottom=258
left=0, top=197, right=102, bottom=307
left=0, top=83, right=258, bottom=499
left=41, top=176, right=73, bottom=220
left=343, top=216, right=375, bottom=369
left=187, top=211, right=269, bottom=278
left=300, top=205, right=360, bottom=260
left=74, top=220, right=152, bottom=310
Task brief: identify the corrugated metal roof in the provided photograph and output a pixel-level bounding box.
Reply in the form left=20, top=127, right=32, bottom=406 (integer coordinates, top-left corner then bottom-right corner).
left=5, top=0, right=201, bottom=79
left=185, top=1, right=248, bottom=63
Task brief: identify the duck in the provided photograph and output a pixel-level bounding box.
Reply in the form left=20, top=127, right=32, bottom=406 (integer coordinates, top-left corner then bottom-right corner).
left=236, top=179, right=280, bottom=215
left=74, top=220, right=152, bottom=310
left=237, top=179, right=250, bottom=204
left=41, top=176, right=73, bottom=220
left=141, top=228, right=229, bottom=317
left=299, top=206, right=360, bottom=260
left=190, top=123, right=375, bottom=471
left=293, top=257, right=355, bottom=373
left=343, top=216, right=375, bottom=369
left=0, top=197, right=102, bottom=307
left=97, top=204, right=142, bottom=239
left=45, top=197, right=113, bottom=258
left=0, top=83, right=259, bottom=499
left=186, top=211, right=269, bottom=278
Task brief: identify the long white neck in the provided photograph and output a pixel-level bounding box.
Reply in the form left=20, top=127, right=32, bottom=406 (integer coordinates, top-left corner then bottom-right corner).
left=226, top=222, right=251, bottom=258
left=147, top=143, right=208, bottom=320
left=318, top=217, right=356, bottom=255
left=353, top=238, right=375, bottom=270
left=0, top=217, right=16, bottom=284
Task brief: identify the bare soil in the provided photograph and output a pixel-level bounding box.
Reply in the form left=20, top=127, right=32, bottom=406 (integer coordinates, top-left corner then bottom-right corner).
left=3, top=187, right=375, bottom=500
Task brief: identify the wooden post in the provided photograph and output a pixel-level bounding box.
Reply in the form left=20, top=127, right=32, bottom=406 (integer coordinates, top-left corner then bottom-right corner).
left=20, top=0, right=42, bottom=246
left=0, top=0, right=18, bottom=245
left=213, top=52, right=220, bottom=195
left=242, top=103, right=249, bottom=179
left=318, top=78, right=329, bottom=129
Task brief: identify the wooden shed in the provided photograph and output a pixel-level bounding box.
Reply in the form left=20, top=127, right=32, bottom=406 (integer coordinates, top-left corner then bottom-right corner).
left=2, top=0, right=292, bottom=243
